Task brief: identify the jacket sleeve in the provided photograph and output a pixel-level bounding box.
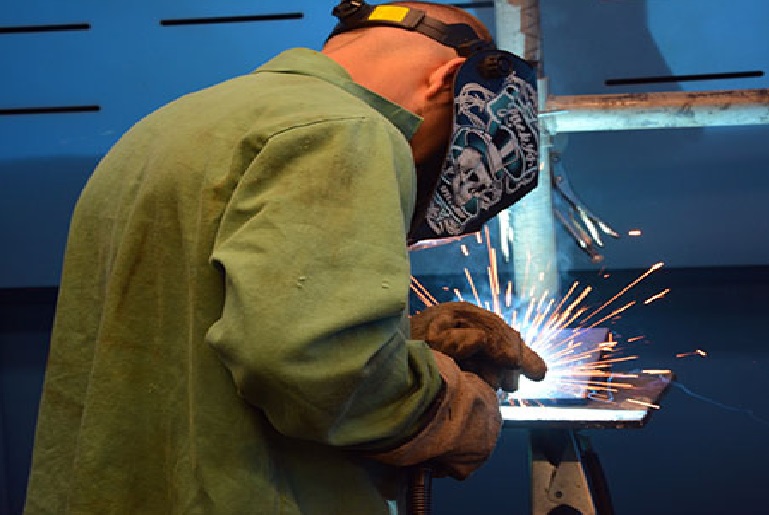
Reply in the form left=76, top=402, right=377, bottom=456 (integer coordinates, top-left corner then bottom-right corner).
left=206, top=116, right=443, bottom=449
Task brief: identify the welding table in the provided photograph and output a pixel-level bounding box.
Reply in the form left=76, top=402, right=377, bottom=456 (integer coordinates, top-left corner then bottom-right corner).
left=501, top=372, right=674, bottom=515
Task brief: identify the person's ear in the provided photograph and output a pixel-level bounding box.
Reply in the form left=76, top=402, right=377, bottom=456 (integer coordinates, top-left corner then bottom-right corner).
left=425, top=57, right=465, bottom=99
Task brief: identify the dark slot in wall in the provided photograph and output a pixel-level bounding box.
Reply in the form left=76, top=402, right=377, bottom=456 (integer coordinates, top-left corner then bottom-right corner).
left=160, top=13, right=304, bottom=26
left=0, top=106, right=100, bottom=116
left=0, top=23, right=90, bottom=34
left=606, top=70, right=764, bottom=86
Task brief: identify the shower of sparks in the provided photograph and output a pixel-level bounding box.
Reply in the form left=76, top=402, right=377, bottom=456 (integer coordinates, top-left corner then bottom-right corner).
left=676, top=349, right=708, bottom=359
left=644, top=288, right=671, bottom=305
left=410, top=276, right=438, bottom=308
left=626, top=398, right=660, bottom=410
left=410, top=230, right=669, bottom=405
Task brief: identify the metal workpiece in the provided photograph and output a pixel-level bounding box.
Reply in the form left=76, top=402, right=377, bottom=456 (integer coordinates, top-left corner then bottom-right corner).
left=541, top=88, right=769, bottom=133
left=502, top=371, right=674, bottom=430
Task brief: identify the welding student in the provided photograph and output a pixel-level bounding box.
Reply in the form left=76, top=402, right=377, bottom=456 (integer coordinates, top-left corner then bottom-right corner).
left=24, top=2, right=545, bottom=514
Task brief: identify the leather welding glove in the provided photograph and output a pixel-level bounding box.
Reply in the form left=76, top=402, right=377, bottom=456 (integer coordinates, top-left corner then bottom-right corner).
left=411, top=302, right=547, bottom=391
left=370, top=350, right=501, bottom=480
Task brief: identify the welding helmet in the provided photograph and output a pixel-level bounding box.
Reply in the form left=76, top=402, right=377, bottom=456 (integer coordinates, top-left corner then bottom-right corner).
left=329, top=1, right=540, bottom=241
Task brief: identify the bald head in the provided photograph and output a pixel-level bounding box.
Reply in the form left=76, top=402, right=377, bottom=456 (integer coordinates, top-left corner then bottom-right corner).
left=321, top=1, right=492, bottom=107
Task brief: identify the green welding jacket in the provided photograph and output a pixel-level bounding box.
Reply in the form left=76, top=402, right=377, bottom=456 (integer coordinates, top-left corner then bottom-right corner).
left=24, top=48, right=443, bottom=515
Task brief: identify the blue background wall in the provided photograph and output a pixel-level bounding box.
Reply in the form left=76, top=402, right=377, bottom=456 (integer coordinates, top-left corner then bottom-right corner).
left=2, top=1, right=768, bottom=513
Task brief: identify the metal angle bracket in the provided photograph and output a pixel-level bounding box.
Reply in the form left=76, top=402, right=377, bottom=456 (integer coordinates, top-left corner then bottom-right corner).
left=529, top=429, right=613, bottom=515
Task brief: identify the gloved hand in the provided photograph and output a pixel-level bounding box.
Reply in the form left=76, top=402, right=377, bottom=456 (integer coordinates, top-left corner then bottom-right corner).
left=371, top=351, right=501, bottom=480
left=411, top=302, right=547, bottom=391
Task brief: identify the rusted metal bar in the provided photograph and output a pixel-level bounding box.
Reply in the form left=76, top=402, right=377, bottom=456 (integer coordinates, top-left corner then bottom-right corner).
left=542, top=89, right=769, bottom=133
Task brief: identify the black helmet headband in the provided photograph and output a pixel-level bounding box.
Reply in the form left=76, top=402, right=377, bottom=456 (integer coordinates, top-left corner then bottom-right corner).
left=330, top=0, right=494, bottom=57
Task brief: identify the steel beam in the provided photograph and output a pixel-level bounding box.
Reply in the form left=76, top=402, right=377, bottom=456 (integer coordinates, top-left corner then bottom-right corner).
left=495, top=0, right=559, bottom=301
left=542, top=88, right=769, bottom=133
